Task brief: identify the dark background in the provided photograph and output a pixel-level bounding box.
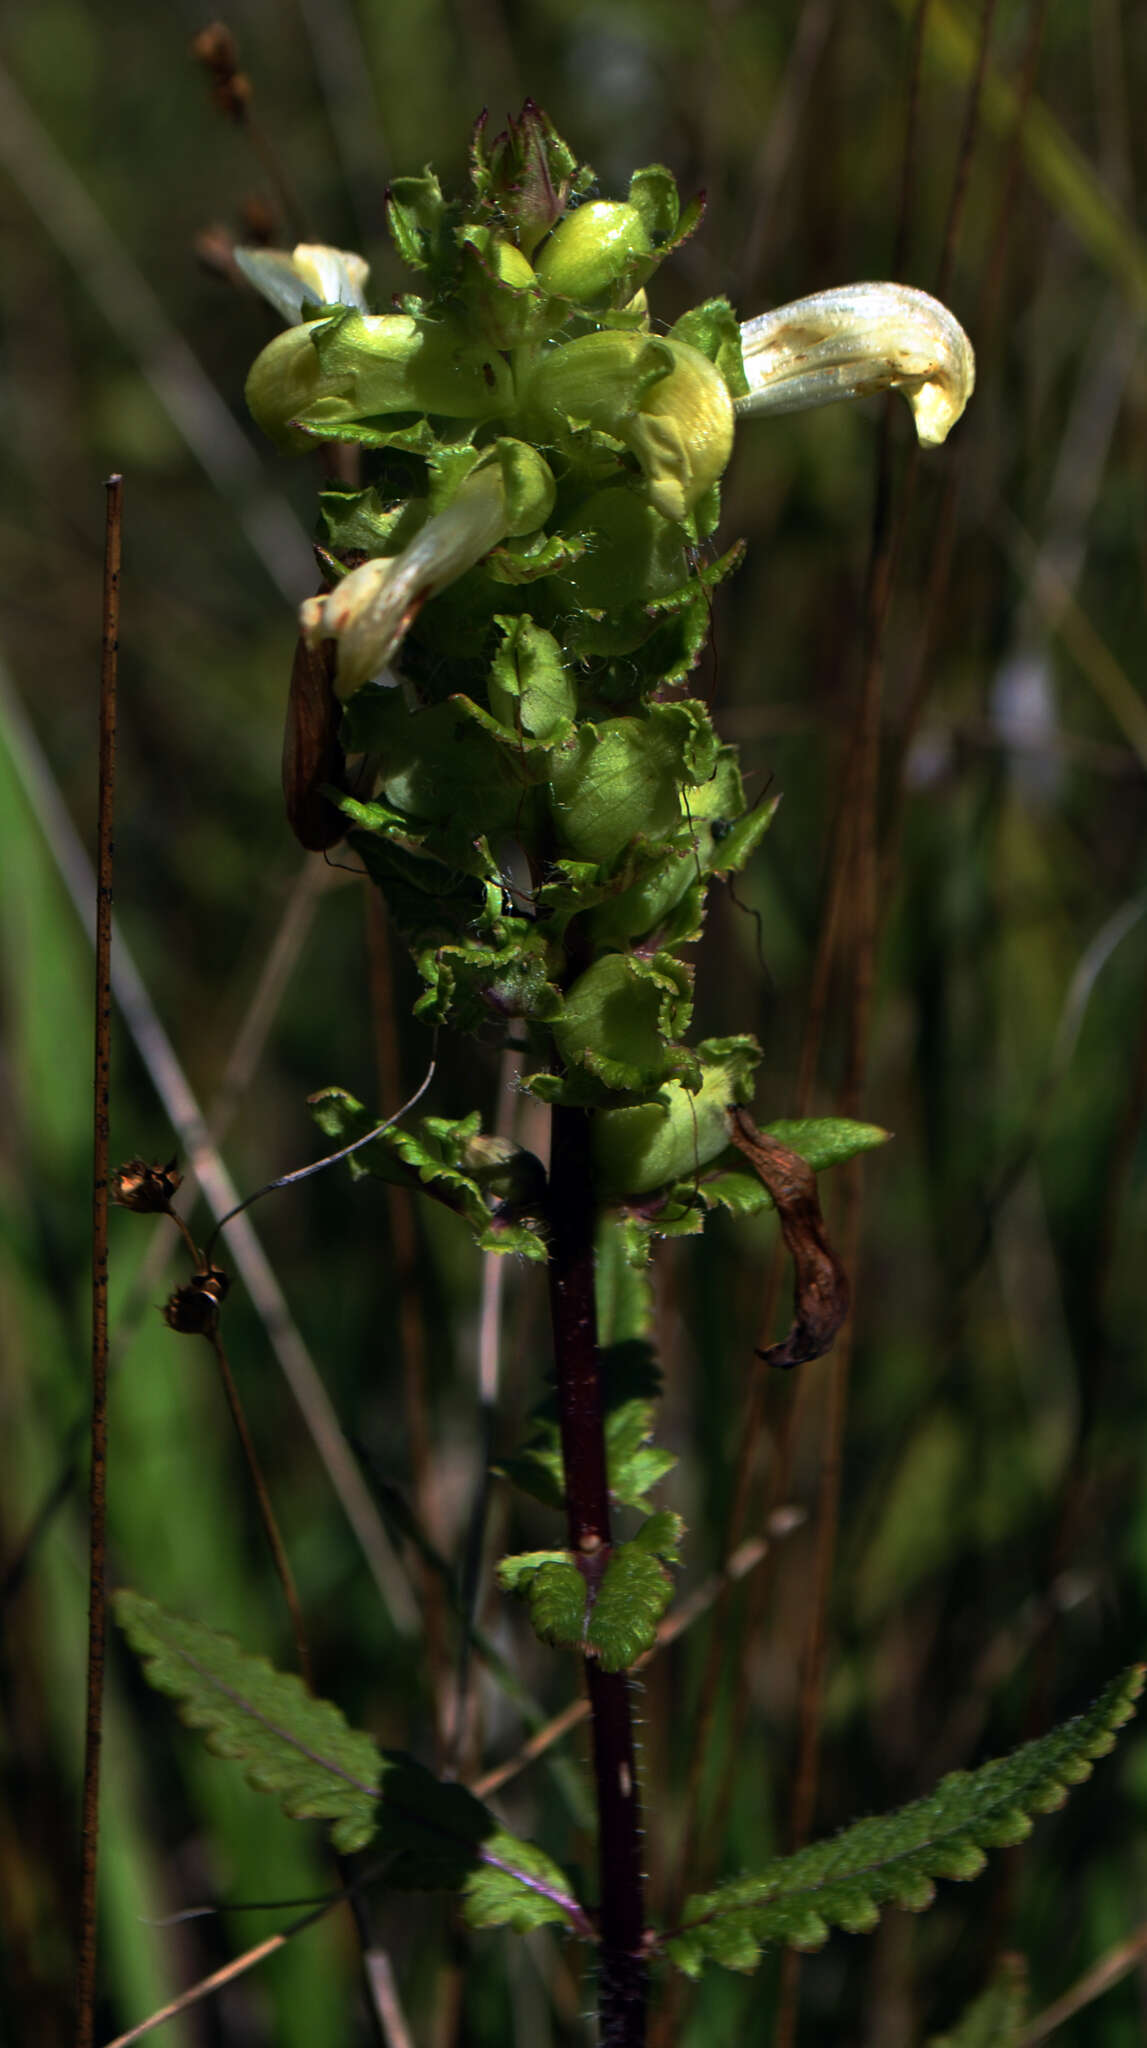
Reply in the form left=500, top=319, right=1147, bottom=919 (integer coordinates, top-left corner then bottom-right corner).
left=2, top=0, right=1146, bottom=2041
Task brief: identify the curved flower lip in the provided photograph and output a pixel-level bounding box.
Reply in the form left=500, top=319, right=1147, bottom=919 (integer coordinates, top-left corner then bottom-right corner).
left=234, top=242, right=371, bottom=326
left=737, top=282, right=975, bottom=447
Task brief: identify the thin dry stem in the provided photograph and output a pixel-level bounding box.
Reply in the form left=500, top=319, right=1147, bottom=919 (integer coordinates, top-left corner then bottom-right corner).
left=76, top=471, right=121, bottom=2048
left=208, top=1330, right=313, bottom=1690
left=0, top=652, right=415, bottom=1632
left=1019, top=1921, right=1147, bottom=2045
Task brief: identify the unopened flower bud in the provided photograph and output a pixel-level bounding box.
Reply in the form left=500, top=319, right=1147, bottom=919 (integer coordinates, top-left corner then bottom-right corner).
left=737, top=282, right=975, bottom=446
left=535, top=199, right=653, bottom=302
left=460, top=228, right=558, bottom=348
left=245, top=313, right=513, bottom=449
left=300, top=444, right=556, bottom=695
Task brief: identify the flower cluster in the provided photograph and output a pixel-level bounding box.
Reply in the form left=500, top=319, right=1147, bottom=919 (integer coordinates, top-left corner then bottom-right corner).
left=241, top=105, right=973, bottom=1217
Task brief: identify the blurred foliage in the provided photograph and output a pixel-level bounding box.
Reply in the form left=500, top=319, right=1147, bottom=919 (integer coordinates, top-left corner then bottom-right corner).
left=1, top=0, right=1146, bottom=2044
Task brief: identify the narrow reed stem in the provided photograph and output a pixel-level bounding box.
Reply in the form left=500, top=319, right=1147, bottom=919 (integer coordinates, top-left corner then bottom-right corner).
left=76, top=471, right=121, bottom=2048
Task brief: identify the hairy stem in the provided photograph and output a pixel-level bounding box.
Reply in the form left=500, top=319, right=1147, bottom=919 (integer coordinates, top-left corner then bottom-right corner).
left=546, top=1104, right=646, bottom=2046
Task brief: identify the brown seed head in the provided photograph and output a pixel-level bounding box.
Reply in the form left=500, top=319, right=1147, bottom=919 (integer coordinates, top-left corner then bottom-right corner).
left=111, top=1156, right=182, bottom=1214
left=162, top=1265, right=230, bottom=1338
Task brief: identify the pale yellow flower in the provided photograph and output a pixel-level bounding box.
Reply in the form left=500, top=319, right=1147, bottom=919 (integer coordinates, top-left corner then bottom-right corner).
left=737, top=282, right=975, bottom=447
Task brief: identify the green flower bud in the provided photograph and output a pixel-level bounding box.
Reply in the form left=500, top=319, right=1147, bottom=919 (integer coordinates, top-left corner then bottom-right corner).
left=244, top=324, right=333, bottom=451
left=245, top=312, right=512, bottom=447
left=535, top=199, right=653, bottom=302
left=459, top=228, right=562, bottom=349
left=527, top=332, right=733, bottom=524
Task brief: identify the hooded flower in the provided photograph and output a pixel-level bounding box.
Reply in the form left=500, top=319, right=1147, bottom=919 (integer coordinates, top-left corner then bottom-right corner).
left=737, top=281, right=975, bottom=448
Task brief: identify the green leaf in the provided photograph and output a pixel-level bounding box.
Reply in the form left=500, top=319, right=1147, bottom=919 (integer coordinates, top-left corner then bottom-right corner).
left=549, top=705, right=707, bottom=866
left=113, top=1590, right=381, bottom=1854
left=593, top=1035, right=761, bottom=1198
left=307, top=1089, right=548, bottom=1258
left=927, top=1955, right=1028, bottom=2047
left=115, top=1593, right=584, bottom=1931
left=488, top=614, right=576, bottom=741
left=385, top=169, right=454, bottom=275
left=761, top=1118, right=892, bottom=1173
left=317, top=485, right=427, bottom=559
left=500, top=1340, right=676, bottom=1514
left=553, top=952, right=695, bottom=1093
left=666, top=1118, right=893, bottom=1222
left=484, top=530, right=587, bottom=585
left=463, top=1831, right=585, bottom=1935
left=665, top=1667, right=1144, bottom=1977
left=586, top=1527, right=679, bottom=1671
left=497, top=1551, right=587, bottom=1649
left=498, top=1513, right=681, bottom=1671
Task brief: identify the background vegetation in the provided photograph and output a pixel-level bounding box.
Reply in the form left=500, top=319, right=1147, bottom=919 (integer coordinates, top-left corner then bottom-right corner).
left=1, top=0, right=1146, bottom=2042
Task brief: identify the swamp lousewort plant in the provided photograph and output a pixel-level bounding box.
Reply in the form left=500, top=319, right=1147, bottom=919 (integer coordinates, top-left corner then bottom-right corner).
left=113, top=105, right=1143, bottom=2047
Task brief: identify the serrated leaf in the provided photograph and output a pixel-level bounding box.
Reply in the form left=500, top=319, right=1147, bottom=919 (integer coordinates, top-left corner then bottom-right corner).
left=586, top=1540, right=675, bottom=1672
left=307, top=1089, right=548, bottom=1259
left=497, top=1551, right=588, bottom=1649
left=665, top=1667, right=1143, bottom=1977
left=499, top=1522, right=678, bottom=1673
left=115, top=1593, right=586, bottom=1930
left=114, top=1590, right=382, bottom=1853
left=657, top=1118, right=893, bottom=1225
left=463, top=1830, right=585, bottom=1935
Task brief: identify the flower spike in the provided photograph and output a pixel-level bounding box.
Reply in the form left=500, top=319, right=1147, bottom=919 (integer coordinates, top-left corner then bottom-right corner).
left=737, top=282, right=975, bottom=447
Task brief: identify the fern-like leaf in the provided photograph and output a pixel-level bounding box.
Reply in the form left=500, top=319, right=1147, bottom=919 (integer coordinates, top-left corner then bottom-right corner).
left=115, top=1589, right=382, bottom=1852
left=664, top=1667, right=1142, bottom=1977
left=114, top=1592, right=586, bottom=1932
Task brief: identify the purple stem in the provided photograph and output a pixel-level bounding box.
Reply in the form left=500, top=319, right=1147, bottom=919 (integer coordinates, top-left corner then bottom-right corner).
left=546, top=1104, right=647, bottom=2046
